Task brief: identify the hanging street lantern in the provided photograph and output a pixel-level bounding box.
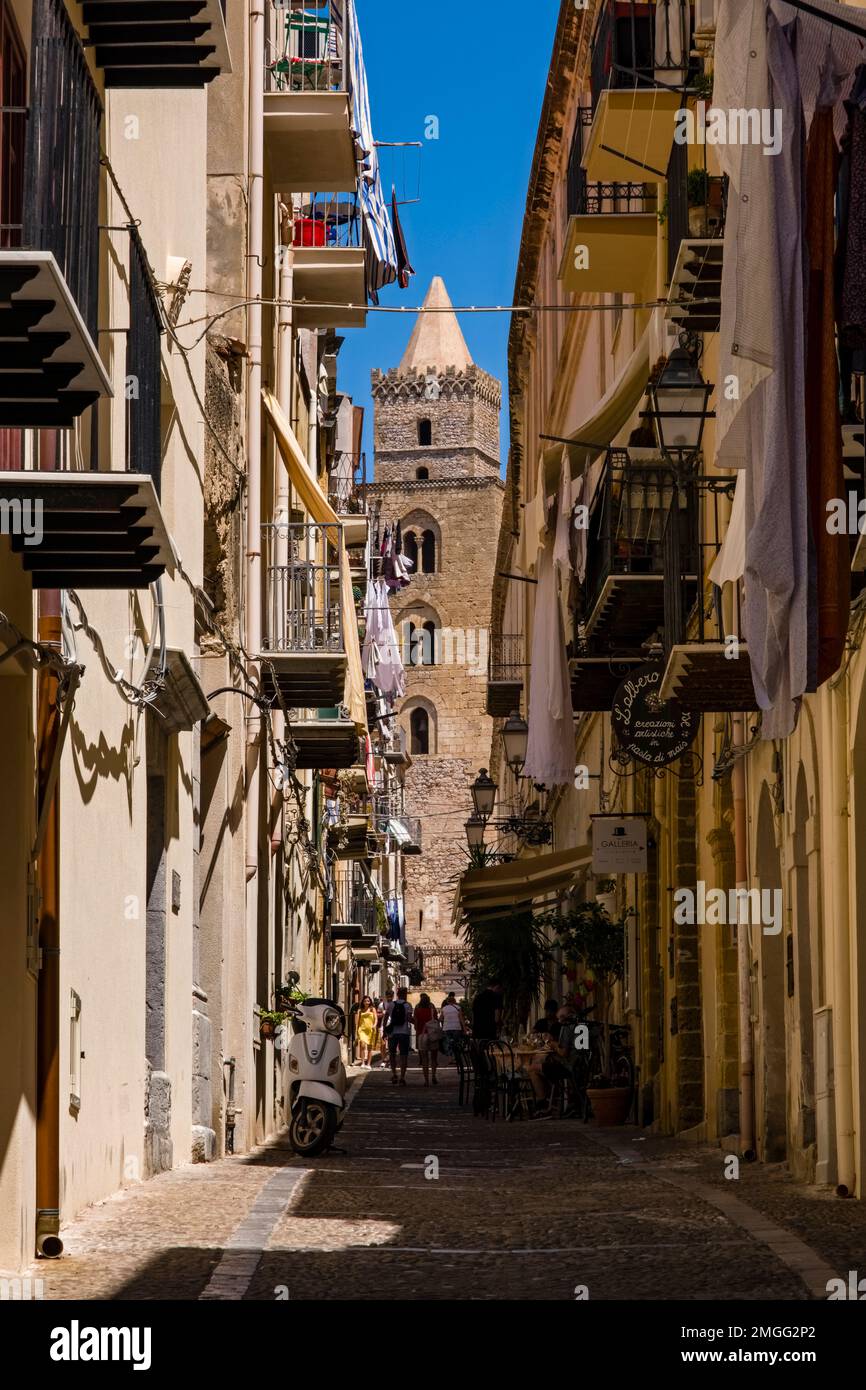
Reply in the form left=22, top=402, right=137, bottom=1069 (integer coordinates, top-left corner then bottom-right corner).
left=501, top=710, right=528, bottom=777
left=465, top=814, right=486, bottom=850
left=471, top=767, right=497, bottom=821
left=644, top=343, right=714, bottom=468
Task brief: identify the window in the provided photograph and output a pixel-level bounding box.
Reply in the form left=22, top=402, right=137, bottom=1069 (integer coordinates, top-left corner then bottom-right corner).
left=406, top=621, right=436, bottom=666
left=410, top=708, right=429, bottom=756
left=404, top=530, right=418, bottom=570
left=421, top=529, right=436, bottom=574
left=418, top=419, right=432, bottom=446
left=0, top=0, right=25, bottom=471
left=416, top=466, right=429, bottom=480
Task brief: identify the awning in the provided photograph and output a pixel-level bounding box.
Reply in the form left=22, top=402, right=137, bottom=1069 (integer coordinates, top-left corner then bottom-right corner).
left=387, top=817, right=410, bottom=845
left=541, top=322, right=651, bottom=495
left=452, top=843, right=592, bottom=931
left=262, top=389, right=367, bottom=732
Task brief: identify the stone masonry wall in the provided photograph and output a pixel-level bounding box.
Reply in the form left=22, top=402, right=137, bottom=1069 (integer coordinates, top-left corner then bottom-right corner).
left=368, top=475, right=503, bottom=966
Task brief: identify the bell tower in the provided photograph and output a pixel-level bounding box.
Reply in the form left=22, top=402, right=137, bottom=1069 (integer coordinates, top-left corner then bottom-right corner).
left=369, top=278, right=504, bottom=982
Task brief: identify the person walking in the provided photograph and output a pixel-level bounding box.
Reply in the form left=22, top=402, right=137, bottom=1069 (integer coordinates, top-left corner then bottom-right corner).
left=413, top=993, right=443, bottom=1085
left=355, top=995, right=377, bottom=1068
left=440, top=992, right=466, bottom=1063
left=472, top=981, right=504, bottom=1042
left=384, top=986, right=413, bottom=1085
left=377, top=990, right=393, bottom=1068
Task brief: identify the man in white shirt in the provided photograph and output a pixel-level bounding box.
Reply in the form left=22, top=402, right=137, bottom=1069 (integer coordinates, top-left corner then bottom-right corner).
left=440, top=992, right=466, bottom=1063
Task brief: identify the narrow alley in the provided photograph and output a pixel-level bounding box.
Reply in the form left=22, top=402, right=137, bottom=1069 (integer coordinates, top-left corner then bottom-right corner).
left=20, top=1065, right=866, bottom=1304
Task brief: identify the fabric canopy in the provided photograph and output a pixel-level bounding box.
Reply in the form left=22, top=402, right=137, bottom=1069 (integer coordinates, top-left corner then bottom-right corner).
left=541, top=321, right=652, bottom=496
left=452, top=843, right=592, bottom=930
left=346, top=0, right=398, bottom=299
left=261, top=389, right=367, bottom=732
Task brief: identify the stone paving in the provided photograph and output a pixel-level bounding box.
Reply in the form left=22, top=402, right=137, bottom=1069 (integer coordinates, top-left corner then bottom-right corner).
left=13, top=1062, right=866, bottom=1301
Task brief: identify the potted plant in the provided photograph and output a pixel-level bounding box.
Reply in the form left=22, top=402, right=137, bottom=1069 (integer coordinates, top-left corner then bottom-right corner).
left=544, top=900, right=631, bottom=1126
left=259, top=1009, right=287, bottom=1039
left=462, top=908, right=550, bottom=1033
left=275, top=974, right=304, bottom=1011
left=687, top=167, right=710, bottom=238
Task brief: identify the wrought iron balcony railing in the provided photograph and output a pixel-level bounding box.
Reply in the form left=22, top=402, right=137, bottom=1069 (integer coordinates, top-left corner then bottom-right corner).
left=328, top=451, right=367, bottom=514
left=488, top=634, right=524, bottom=684
left=590, top=0, right=694, bottom=112
left=583, top=451, right=697, bottom=630
left=331, top=863, right=377, bottom=934
left=292, top=191, right=363, bottom=250
left=566, top=107, right=657, bottom=219
left=265, top=0, right=349, bottom=94
left=22, top=0, right=102, bottom=338
left=262, top=521, right=345, bottom=656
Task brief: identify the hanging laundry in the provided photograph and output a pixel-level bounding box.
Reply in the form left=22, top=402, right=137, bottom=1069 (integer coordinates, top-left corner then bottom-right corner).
left=839, top=68, right=866, bottom=350
left=523, top=527, right=575, bottom=786
left=805, top=107, right=850, bottom=688
left=391, top=186, right=415, bottom=290
left=713, top=0, right=866, bottom=737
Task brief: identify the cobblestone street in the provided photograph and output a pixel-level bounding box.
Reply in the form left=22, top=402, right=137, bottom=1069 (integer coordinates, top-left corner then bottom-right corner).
left=20, top=1065, right=866, bottom=1302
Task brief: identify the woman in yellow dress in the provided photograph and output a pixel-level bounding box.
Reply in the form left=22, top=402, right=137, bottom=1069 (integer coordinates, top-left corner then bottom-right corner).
left=355, top=995, right=377, bottom=1068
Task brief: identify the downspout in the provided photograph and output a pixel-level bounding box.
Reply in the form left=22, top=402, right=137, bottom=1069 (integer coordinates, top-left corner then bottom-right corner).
left=35, top=600, right=63, bottom=1258
left=832, top=679, right=855, bottom=1195
left=732, top=711, right=755, bottom=1159
left=246, top=1, right=264, bottom=885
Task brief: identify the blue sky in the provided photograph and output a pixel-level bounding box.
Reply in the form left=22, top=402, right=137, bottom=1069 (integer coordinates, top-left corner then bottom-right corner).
left=338, top=0, right=560, bottom=468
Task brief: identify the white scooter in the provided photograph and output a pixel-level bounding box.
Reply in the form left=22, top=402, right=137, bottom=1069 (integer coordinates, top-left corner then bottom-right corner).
left=283, top=997, right=347, bottom=1156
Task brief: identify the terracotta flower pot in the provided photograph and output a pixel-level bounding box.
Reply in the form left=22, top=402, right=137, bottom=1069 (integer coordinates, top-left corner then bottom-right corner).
left=260, top=1019, right=276, bottom=1039
left=586, top=1085, right=632, bottom=1126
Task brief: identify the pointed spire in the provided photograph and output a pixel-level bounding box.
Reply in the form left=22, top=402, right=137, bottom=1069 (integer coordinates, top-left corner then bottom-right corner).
left=398, top=277, right=473, bottom=375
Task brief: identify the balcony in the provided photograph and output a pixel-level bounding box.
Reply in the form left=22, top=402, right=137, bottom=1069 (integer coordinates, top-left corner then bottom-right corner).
left=288, top=713, right=359, bottom=769
left=259, top=521, right=347, bottom=708
left=486, top=634, right=524, bottom=717
left=264, top=1, right=356, bottom=193
left=0, top=471, right=173, bottom=588
left=289, top=194, right=366, bottom=329
left=80, top=0, right=230, bottom=87
left=330, top=864, right=378, bottom=937
left=570, top=449, right=697, bottom=710
left=582, top=0, right=691, bottom=183
left=330, top=814, right=377, bottom=860
left=1, top=0, right=109, bottom=427
left=327, top=449, right=368, bottom=544
left=665, top=149, right=726, bottom=327
left=561, top=105, right=658, bottom=295
left=659, top=480, right=758, bottom=711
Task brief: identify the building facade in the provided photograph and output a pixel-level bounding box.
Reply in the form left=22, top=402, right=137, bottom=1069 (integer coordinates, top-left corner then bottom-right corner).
left=369, top=278, right=503, bottom=979
left=0, top=0, right=418, bottom=1274
left=462, top=0, right=866, bottom=1198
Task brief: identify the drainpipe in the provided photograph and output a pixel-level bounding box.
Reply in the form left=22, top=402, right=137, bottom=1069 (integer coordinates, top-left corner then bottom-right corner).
left=35, top=597, right=63, bottom=1258
left=245, top=1, right=264, bottom=884
left=831, top=680, right=855, bottom=1195
left=732, top=711, right=755, bottom=1160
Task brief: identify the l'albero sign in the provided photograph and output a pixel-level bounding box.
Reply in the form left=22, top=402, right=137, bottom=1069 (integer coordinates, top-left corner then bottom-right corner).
left=611, top=663, right=699, bottom=766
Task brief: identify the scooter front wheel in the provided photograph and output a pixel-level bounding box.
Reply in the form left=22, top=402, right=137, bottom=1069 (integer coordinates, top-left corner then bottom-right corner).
left=289, top=1100, right=338, bottom=1156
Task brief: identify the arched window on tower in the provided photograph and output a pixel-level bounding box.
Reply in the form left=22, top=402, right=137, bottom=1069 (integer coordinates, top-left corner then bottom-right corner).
left=421, top=529, right=436, bottom=573
left=404, top=530, right=418, bottom=571
left=404, top=620, right=437, bottom=666
left=418, top=419, right=432, bottom=446
left=416, top=466, right=429, bottom=480
left=410, top=708, right=429, bottom=756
